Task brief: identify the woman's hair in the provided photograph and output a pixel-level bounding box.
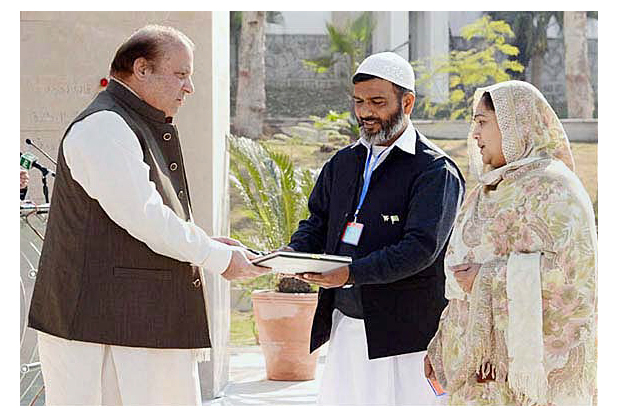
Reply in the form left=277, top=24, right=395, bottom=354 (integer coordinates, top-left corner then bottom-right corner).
left=109, top=25, right=195, bottom=80
left=480, top=91, right=495, bottom=111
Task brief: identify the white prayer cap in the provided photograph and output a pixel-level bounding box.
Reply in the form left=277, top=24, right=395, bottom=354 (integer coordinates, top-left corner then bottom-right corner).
left=353, top=52, right=415, bottom=92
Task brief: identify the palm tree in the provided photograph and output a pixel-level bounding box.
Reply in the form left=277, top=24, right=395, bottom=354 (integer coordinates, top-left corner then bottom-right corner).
left=303, top=11, right=375, bottom=101
left=228, top=134, right=319, bottom=303
left=228, top=135, right=318, bottom=252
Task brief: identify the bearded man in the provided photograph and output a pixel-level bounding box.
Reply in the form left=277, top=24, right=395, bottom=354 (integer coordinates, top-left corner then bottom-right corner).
left=284, top=52, right=465, bottom=404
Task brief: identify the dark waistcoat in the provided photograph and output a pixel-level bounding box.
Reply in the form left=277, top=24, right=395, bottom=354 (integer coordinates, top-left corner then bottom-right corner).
left=28, top=79, right=211, bottom=349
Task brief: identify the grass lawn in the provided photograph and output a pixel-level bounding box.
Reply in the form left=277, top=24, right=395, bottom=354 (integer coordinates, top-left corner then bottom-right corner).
left=230, top=309, right=257, bottom=346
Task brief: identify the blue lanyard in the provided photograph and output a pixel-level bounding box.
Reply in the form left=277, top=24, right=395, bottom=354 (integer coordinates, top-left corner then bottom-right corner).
left=354, top=146, right=390, bottom=222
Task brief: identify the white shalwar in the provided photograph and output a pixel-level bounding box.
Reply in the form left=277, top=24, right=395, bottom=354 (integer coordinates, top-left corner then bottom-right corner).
left=38, top=332, right=201, bottom=405
left=317, top=310, right=447, bottom=405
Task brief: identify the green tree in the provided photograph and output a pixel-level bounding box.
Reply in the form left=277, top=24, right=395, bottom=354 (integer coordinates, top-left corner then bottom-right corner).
left=487, top=11, right=596, bottom=90
left=486, top=11, right=559, bottom=87
left=301, top=12, right=375, bottom=141
left=413, top=15, right=524, bottom=120
left=303, top=11, right=375, bottom=99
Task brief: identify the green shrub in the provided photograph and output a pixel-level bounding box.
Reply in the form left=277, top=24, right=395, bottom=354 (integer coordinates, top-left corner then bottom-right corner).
left=413, top=15, right=524, bottom=120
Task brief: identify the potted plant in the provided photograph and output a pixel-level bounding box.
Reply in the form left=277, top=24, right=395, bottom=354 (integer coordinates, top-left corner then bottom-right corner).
left=251, top=277, right=319, bottom=380
left=228, top=134, right=321, bottom=380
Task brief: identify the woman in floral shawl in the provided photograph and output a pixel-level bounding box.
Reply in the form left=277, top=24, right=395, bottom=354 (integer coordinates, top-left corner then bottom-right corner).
left=424, top=80, right=597, bottom=405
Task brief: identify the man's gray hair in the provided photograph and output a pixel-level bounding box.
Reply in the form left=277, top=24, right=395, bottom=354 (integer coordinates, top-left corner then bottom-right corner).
left=109, top=24, right=195, bottom=80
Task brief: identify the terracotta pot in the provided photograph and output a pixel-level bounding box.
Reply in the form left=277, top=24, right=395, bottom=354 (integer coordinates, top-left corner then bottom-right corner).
left=251, top=290, right=320, bottom=381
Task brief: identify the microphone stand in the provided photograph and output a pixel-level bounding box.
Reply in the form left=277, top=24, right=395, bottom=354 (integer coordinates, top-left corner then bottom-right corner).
left=40, top=168, right=50, bottom=204
left=20, top=152, right=55, bottom=204
left=25, top=139, right=57, bottom=166
left=22, top=139, right=56, bottom=204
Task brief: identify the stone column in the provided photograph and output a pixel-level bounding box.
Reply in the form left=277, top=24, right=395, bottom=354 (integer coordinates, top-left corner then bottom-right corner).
left=372, top=11, right=410, bottom=60
left=410, top=11, right=450, bottom=103
left=183, top=11, right=233, bottom=401
left=20, top=11, right=231, bottom=402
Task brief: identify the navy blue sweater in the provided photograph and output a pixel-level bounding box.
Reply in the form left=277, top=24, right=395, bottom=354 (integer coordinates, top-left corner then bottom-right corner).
left=289, top=131, right=465, bottom=359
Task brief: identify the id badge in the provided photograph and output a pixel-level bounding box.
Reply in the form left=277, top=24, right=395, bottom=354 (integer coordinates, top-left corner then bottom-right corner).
left=341, top=222, right=364, bottom=246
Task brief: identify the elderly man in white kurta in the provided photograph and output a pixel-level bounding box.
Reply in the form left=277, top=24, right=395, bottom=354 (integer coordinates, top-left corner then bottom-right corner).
left=28, top=25, right=267, bottom=405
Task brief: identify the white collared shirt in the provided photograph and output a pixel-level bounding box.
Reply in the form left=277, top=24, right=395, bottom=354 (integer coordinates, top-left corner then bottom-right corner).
left=351, top=122, right=417, bottom=177
left=109, top=76, right=141, bottom=98
left=63, top=106, right=234, bottom=276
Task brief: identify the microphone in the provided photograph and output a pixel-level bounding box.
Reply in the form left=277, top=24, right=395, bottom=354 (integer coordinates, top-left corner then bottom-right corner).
left=20, top=152, right=37, bottom=170
left=20, top=153, right=35, bottom=201
left=25, top=139, right=57, bottom=166
left=20, top=152, right=55, bottom=177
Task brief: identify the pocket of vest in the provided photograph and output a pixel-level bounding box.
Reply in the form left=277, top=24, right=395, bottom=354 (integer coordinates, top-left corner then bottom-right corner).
left=113, top=267, right=172, bottom=281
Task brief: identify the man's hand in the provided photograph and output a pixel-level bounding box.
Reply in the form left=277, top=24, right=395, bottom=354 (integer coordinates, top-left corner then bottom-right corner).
left=221, top=250, right=270, bottom=281
left=299, top=265, right=350, bottom=289
left=212, top=236, right=246, bottom=248
left=273, top=245, right=294, bottom=253
left=449, top=263, right=481, bottom=293
left=423, top=353, right=437, bottom=383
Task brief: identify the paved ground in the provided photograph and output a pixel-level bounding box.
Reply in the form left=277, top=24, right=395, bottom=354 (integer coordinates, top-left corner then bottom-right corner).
left=206, top=344, right=328, bottom=406
left=21, top=343, right=327, bottom=406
